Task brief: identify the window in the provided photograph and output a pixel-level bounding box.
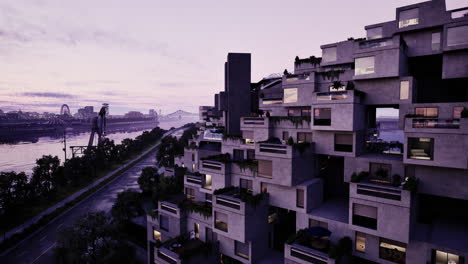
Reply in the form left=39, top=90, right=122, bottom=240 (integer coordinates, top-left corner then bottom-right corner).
left=355, top=232, right=366, bottom=253
left=314, top=108, right=331, bottom=126
left=205, top=227, right=213, bottom=242
left=367, top=27, right=383, bottom=40
left=355, top=56, right=375, bottom=75
left=194, top=223, right=200, bottom=239
left=205, top=193, right=212, bottom=203
left=369, top=163, right=392, bottom=183
left=296, top=189, right=305, bottom=208
left=431, top=32, right=441, bottom=51
left=335, top=133, right=353, bottom=152
left=309, top=219, right=328, bottom=229
left=185, top=187, right=195, bottom=200
left=191, top=153, right=195, bottom=162
left=153, top=228, right=162, bottom=241
left=352, top=204, right=377, bottom=229
left=379, top=238, right=406, bottom=264
left=233, top=149, right=244, bottom=160
left=160, top=215, right=169, bottom=231
left=301, top=108, right=312, bottom=116
left=246, top=149, right=255, bottom=160
left=453, top=106, right=464, bottom=119
left=288, top=108, right=302, bottom=116
left=408, top=137, right=434, bottom=160
left=433, top=249, right=464, bottom=264
left=261, top=182, right=268, bottom=193
left=415, top=107, right=438, bottom=117
left=203, top=174, right=212, bottom=190
left=243, top=130, right=254, bottom=145
left=192, top=163, right=196, bottom=171
left=258, top=160, right=273, bottom=178
left=447, top=25, right=468, bottom=47
left=214, top=211, right=228, bottom=232
left=400, top=81, right=409, bottom=100
left=322, top=47, right=337, bottom=62
left=235, top=240, right=250, bottom=260
left=399, top=8, right=419, bottom=28
left=282, top=131, right=289, bottom=141
left=284, top=88, right=298, bottom=103
left=240, top=178, right=253, bottom=193
left=297, top=132, right=312, bottom=143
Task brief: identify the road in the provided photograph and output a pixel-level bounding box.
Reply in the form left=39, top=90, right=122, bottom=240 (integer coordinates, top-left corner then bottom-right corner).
left=0, top=127, right=185, bottom=264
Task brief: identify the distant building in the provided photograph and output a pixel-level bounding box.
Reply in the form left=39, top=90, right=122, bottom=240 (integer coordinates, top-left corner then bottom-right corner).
left=74, top=106, right=97, bottom=120
left=124, top=111, right=144, bottom=119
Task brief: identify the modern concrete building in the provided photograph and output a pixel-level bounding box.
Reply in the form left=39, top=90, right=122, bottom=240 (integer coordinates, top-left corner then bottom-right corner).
left=148, top=1, right=468, bottom=263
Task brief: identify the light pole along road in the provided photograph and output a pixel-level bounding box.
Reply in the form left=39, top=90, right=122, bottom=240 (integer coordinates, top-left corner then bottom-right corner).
left=0, top=127, right=186, bottom=264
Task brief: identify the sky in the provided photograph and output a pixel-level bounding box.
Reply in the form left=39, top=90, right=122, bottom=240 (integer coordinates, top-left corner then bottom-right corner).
left=0, top=0, right=465, bottom=115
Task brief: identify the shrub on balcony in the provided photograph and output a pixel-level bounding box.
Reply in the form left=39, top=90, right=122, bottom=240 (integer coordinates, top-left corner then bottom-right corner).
left=403, top=176, right=419, bottom=192
left=351, top=171, right=369, bottom=183
left=293, top=142, right=311, bottom=154
left=392, top=174, right=402, bottom=187
left=286, top=229, right=306, bottom=244
left=260, top=137, right=282, bottom=144
left=232, top=159, right=258, bottom=174
left=201, top=153, right=231, bottom=163
left=328, top=236, right=352, bottom=261
left=222, top=134, right=244, bottom=142
left=185, top=142, right=198, bottom=150
left=213, top=187, right=266, bottom=207
left=178, top=200, right=212, bottom=218
left=270, top=116, right=311, bottom=128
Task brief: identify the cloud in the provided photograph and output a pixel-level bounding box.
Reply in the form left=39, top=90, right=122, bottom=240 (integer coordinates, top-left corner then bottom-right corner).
left=20, top=92, right=77, bottom=99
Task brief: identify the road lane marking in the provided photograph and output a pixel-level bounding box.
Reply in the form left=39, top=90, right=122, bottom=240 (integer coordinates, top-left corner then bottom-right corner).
left=39, top=235, right=47, bottom=242
left=30, top=242, right=56, bottom=264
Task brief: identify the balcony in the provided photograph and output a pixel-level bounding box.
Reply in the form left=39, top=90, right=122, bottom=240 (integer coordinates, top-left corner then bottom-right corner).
left=257, top=141, right=313, bottom=159
left=284, top=229, right=331, bottom=264
left=203, top=129, right=223, bottom=141
left=185, top=173, right=203, bottom=186
left=200, top=154, right=228, bottom=172
left=241, top=116, right=269, bottom=129
left=404, top=117, right=468, bottom=134
left=160, top=201, right=182, bottom=216
left=358, top=38, right=394, bottom=49
left=312, top=89, right=363, bottom=105
left=285, top=73, right=311, bottom=82
left=155, top=234, right=215, bottom=264
left=350, top=182, right=411, bottom=207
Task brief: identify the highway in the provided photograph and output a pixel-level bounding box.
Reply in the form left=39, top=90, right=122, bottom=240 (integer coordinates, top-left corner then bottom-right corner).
left=0, top=127, right=184, bottom=264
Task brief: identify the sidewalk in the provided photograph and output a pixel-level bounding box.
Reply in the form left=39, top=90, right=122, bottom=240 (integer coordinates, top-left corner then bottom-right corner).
left=0, top=128, right=177, bottom=244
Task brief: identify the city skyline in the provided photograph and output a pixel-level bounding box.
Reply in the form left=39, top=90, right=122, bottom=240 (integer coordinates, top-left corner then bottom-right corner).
left=1, top=0, right=465, bottom=115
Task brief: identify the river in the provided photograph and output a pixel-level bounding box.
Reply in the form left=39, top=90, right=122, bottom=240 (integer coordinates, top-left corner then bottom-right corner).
left=0, top=117, right=198, bottom=174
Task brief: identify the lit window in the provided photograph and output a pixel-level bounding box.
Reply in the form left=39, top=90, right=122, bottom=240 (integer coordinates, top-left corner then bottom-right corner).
left=367, top=27, right=383, bottom=39
left=284, top=88, right=298, bottom=103
left=415, top=107, right=438, bottom=117
left=408, top=137, right=434, bottom=160
left=356, top=232, right=366, bottom=253
left=322, top=47, right=337, bottom=62
left=433, top=249, right=464, bottom=264
left=453, top=106, right=464, bottom=119
left=214, top=211, right=228, bottom=232
left=400, top=81, right=410, bottom=100
left=355, top=56, right=375, bottom=75
left=296, top=189, right=305, bottom=208
left=399, top=8, right=419, bottom=28
left=297, top=132, right=312, bottom=143
left=203, top=174, right=212, bottom=190
left=431, top=32, right=441, bottom=51
left=447, top=25, right=468, bottom=47
left=379, top=238, right=406, bottom=263
left=192, top=164, right=196, bottom=171
left=235, top=240, right=250, bottom=259
left=314, top=108, right=331, bottom=126
left=242, top=130, right=254, bottom=145
left=153, top=228, right=161, bottom=241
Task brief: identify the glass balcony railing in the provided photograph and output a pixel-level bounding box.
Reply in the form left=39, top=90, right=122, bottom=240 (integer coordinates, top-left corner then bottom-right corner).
left=359, top=38, right=394, bottom=49
left=412, top=118, right=460, bottom=129
left=203, top=130, right=223, bottom=141
left=286, top=74, right=310, bottom=82
left=316, top=91, right=348, bottom=100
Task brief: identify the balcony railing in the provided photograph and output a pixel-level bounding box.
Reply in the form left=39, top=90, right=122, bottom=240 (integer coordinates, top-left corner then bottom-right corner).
left=242, top=117, right=265, bottom=125
left=262, top=98, right=283, bottom=105
left=157, top=249, right=178, bottom=264
left=286, top=74, right=310, bottom=82
left=359, top=38, right=393, bottom=49
left=316, top=91, right=348, bottom=101
left=216, top=196, right=241, bottom=210
left=356, top=183, right=402, bottom=201
left=259, top=143, right=288, bottom=154
left=412, top=118, right=460, bottom=129
left=186, top=175, right=202, bottom=185
left=161, top=203, right=178, bottom=214
left=201, top=160, right=223, bottom=171
left=203, top=130, right=223, bottom=141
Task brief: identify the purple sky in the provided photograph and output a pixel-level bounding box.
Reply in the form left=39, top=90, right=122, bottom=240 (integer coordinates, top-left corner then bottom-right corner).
left=0, top=0, right=465, bottom=115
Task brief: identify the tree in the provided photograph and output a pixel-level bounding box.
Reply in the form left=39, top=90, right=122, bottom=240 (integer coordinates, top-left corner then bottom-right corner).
left=54, top=211, right=136, bottom=264
left=0, top=171, right=30, bottom=222
left=111, top=190, right=144, bottom=223
left=156, top=136, right=183, bottom=168
left=138, top=167, right=160, bottom=195
left=30, top=155, right=61, bottom=196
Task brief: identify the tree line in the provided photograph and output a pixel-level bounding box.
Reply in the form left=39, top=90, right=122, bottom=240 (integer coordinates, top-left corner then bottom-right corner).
left=0, top=127, right=166, bottom=232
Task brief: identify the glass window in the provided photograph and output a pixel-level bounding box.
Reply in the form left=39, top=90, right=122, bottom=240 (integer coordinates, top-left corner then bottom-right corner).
left=432, top=32, right=441, bottom=51
left=192, top=153, right=195, bottom=161
left=247, top=149, right=255, bottom=160
left=367, top=27, right=383, bottom=40
left=356, top=232, right=366, bottom=253
left=353, top=203, right=377, bottom=229
left=453, top=106, right=464, bottom=119
left=203, top=174, right=212, bottom=190
left=160, top=215, right=169, bottom=231
left=284, top=88, right=298, bottom=103
left=205, top=193, right=212, bottom=203
left=335, top=133, right=353, bottom=152
left=296, top=189, right=305, bottom=208
left=214, top=211, right=228, bottom=232
left=309, top=219, right=328, bottom=229
left=153, top=228, right=162, bottom=241
left=297, top=132, right=313, bottom=143
left=258, top=160, right=273, bottom=178
left=415, top=107, right=438, bottom=117
left=185, top=187, right=195, bottom=200
left=399, top=8, right=419, bottom=28
left=355, top=56, right=375, bottom=75
left=447, top=25, right=468, bottom=47
left=408, top=137, right=434, bottom=160
left=322, top=47, right=337, bottom=62
left=261, top=182, right=268, bottom=193
left=314, top=108, right=331, bottom=126
left=233, top=149, right=244, bottom=160
left=240, top=178, right=253, bottom=193
left=282, top=131, right=289, bottom=141
left=288, top=108, right=302, bottom=116
left=433, top=249, right=464, bottom=264
left=243, top=130, right=254, bottom=145
left=235, top=240, right=250, bottom=259
left=379, top=238, right=407, bottom=264
left=400, top=81, right=410, bottom=100
left=301, top=108, right=312, bottom=116
left=369, top=163, right=392, bottom=183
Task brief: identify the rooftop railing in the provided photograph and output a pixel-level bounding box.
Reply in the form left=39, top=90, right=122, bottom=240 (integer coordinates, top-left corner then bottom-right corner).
left=412, top=118, right=460, bottom=129
left=359, top=38, right=394, bottom=49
